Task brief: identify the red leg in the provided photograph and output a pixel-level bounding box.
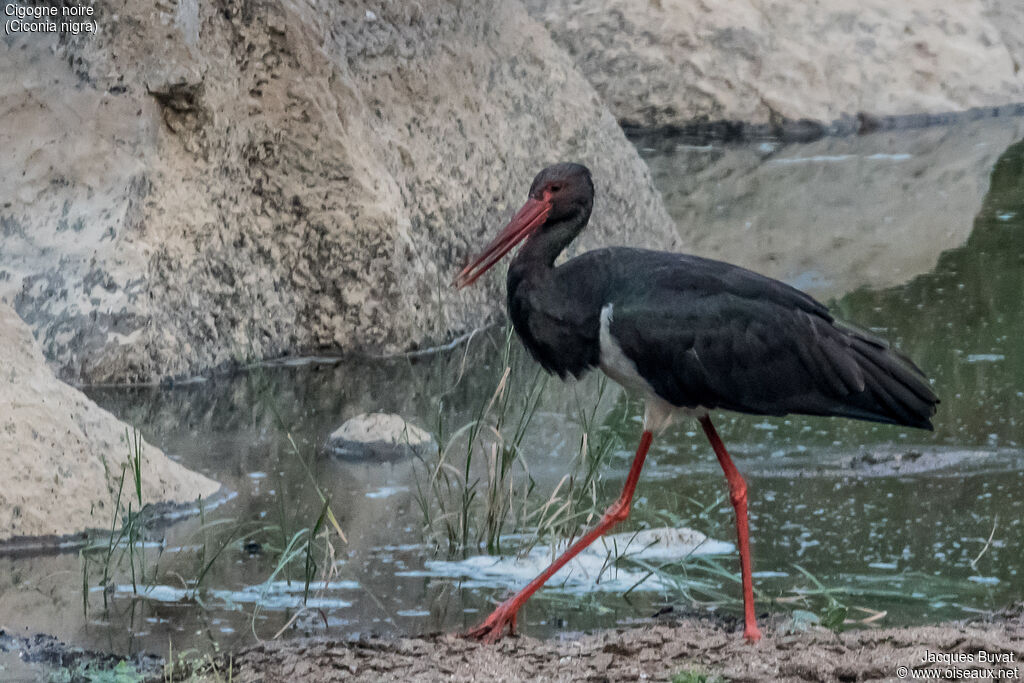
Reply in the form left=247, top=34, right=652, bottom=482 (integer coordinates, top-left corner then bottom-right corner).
left=699, top=415, right=762, bottom=643
left=464, top=430, right=654, bottom=643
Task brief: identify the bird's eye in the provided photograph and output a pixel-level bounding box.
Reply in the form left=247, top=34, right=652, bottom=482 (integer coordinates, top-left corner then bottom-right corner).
left=550, top=184, right=562, bottom=192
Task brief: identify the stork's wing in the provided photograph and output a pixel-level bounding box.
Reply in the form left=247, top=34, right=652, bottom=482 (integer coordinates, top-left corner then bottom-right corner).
left=587, top=249, right=937, bottom=428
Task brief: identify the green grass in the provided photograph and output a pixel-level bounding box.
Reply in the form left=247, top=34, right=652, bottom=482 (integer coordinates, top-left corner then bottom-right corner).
left=78, top=369, right=349, bottom=644
left=413, top=327, right=540, bottom=554
left=80, top=429, right=153, bottom=616
left=412, top=327, right=630, bottom=557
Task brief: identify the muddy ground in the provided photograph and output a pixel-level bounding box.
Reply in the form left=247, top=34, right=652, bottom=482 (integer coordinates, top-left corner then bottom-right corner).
left=3, top=609, right=1022, bottom=681
left=221, top=608, right=1024, bottom=682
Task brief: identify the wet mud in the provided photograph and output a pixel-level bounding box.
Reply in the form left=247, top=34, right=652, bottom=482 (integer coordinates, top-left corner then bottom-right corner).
left=224, top=608, right=1024, bottom=682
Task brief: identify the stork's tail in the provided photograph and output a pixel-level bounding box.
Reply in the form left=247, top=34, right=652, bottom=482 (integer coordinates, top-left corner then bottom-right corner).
left=846, top=330, right=939, bottom=430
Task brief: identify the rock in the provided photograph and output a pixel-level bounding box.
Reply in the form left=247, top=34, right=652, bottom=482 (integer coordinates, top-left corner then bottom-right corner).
left=0, top=304, right=220, bottom=542
left=324, top=413, right=436, bottom=461
left=0, top=0, right=677, bottom=384
left=525, top=0, right=1024, bottom=129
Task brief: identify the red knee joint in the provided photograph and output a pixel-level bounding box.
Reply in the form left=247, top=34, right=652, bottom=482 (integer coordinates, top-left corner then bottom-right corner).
left=728, top=478, right=748, bottom=508
left=605, top=498, right=631, bottom=523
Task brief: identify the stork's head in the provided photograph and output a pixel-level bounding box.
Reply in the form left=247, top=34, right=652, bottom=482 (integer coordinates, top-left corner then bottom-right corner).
left=453, top=163, right=593, bottom=289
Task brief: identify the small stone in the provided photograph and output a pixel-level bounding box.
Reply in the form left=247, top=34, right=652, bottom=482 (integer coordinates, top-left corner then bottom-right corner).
left=323, top=412, right=436, bottom=461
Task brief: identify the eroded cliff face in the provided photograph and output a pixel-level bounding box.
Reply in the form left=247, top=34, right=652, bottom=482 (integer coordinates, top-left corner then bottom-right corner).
left=525, top=0, right=1024, bottom=130
left=0, top=0, right=677, bottom=384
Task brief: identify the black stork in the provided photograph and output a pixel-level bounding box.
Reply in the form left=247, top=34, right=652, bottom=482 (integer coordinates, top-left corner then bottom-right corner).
left=453, top=162, right=938, bottom=643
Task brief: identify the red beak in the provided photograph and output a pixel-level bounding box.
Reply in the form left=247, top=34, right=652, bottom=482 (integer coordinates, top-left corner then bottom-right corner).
left=453, top=197, right=551, bottom=289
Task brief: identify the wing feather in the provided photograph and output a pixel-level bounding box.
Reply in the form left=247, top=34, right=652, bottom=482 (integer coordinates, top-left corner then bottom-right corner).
left=586, top=250, right=937, bottom=428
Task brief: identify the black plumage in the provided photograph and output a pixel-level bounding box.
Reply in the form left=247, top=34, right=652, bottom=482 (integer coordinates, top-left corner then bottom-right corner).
left=453, top=162, right=938, bottom=644
left=499, top=164, right=937, bottom=431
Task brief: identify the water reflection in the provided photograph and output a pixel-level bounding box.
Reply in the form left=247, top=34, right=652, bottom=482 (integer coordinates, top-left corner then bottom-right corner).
left=637, top=117, right=1024, bottom=299
left=2, top=125, right=1022, bottom=660
left=837, top=136, right=1024, bottom=447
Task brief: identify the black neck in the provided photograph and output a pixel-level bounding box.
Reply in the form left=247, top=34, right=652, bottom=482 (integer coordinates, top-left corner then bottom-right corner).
left=511, top=208, right=591, bottom=274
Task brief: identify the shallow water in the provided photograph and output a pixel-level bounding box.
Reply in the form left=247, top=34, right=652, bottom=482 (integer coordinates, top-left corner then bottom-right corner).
left=2, top=122, right=1023, bottom=666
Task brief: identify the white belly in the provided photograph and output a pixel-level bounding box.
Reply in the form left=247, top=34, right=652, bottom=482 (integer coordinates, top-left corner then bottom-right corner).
left=597, top=303, right=707, bottom=432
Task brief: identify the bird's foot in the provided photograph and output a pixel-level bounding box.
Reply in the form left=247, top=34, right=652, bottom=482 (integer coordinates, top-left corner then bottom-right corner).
left=743, top=624, right=763, bottom=643
left=462, top=599, right=520, bottom=644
